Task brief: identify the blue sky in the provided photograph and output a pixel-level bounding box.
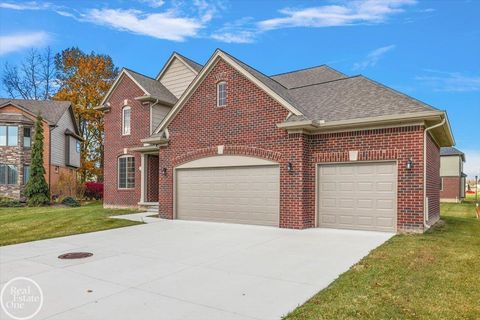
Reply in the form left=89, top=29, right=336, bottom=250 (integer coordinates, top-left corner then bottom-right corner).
left=0, top=0, right=479, bottom=176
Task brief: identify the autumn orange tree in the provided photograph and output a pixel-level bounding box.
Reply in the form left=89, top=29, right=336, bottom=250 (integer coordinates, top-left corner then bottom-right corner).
left=54, top=48, right=118, bottom=182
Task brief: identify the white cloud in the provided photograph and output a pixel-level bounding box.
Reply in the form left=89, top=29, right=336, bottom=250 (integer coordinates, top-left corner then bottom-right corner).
left=0, top=1, right=50, bottom=10
left=258, top=0, right=416, bottom=30
left=82, top=8, right=203, bottom=41
left=138, top=0, right=165, bottom=8
left=211, top=30, right=256, bottom=43
left=0, top=31, right=50, bottom=55
left=464, top=150, right=480, bottom=178
left=416, top=70, right=480, bottom=92
left=353, top=44, right=396, bottom=70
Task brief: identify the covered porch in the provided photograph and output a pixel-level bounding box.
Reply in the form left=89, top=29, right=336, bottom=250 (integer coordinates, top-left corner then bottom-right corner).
left=131, top=145, right=160, bottom=210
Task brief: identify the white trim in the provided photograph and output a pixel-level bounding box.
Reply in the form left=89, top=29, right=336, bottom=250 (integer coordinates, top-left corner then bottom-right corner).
left=176, top=155, right=278, bottom=169
left=122, top=106, right=131, bottom=135
left=154, top=50, right=303, bottom=134
left=155, top=53, right=200, bottom=81
left=99, top=69, right=149, bottom=107
left=140, top=154, right=146, bottom=202
left=118, top=155, right=135, bottom=190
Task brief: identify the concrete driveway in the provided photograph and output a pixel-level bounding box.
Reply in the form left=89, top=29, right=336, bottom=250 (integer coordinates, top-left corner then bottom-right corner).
left=0, top=219, right=392, bottom=320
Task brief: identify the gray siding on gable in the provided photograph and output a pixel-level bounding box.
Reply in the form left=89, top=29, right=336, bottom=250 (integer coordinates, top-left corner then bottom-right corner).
left=160, top=59, right=196, bottom=98
left=50, top=109, right=78, bottom=167
left=151, top=104, right=171, bottom=134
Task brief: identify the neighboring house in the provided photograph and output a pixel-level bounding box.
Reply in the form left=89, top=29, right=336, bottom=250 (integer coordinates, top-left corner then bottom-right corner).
left=440, top=147, right=466, bottom=202
left=97, top=49, right=455, bottom=233
left=0, top=99, right=81, bottom=200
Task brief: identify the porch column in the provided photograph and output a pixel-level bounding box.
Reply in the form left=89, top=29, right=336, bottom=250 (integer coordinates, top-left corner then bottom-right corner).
left=140, top=154, right=146, bottom=203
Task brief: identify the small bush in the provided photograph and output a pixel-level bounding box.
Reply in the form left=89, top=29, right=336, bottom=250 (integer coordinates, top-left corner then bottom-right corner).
left=84, top=182, right=104, bottom=200
left=61, top=196, right=80, bottom=207
left=0, top=197, right=23, bottom=207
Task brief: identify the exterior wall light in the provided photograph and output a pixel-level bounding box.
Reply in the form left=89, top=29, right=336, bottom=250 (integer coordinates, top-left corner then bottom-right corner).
left=287, top=162, right=293, bottom=172
left=406, top=158, right=414, bottom=170
left=162, top=167, right=167, bottom=176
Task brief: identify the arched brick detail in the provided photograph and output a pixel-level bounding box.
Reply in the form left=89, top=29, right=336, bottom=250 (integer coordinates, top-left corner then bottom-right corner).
left=172, top=145, right=283, bottom=167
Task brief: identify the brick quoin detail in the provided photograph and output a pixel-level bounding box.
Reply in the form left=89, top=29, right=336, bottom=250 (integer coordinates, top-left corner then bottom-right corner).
left=153, top=58, right=434, bottom=232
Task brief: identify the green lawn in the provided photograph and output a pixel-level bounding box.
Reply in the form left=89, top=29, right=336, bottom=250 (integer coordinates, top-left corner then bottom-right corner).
left=0, top=202, right=142, bottom=246
left=285, top=202, right=480, bottom=320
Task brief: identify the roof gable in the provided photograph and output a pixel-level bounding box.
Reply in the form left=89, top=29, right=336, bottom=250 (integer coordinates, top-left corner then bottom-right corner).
left=153, top=49, right=304, bottom=134
left=155, top=52, right=202, bottom=81
left=0, top=99, right=71, bottom=125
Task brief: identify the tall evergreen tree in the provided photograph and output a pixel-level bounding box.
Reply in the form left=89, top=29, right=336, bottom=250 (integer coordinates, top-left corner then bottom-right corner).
left=24, top=115, right=50, bottom=206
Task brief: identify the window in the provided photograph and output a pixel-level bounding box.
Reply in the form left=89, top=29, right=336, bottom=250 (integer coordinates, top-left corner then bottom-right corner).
left=0, top=125, right=18, bottom=146
left=0, top=164, right=17, bottom=185
left=76, top=141, right=81, bottom=153
left=23, top=127, right=31, bottom=147
left=217, top=81, right=227, bottom=107
left=118, top=156, right=135, bottom=189
left=122, top=106, right=131, bottom=135
left=23, top=165, right=30, bottom=184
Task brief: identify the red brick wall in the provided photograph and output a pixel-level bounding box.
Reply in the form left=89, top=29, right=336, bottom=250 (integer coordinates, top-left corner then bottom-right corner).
left=103, top=75, right=150, bottom=207
left=157, top=58, right=429, bottom=232
left=425, top=133, right=440, bottom=225
left=440, top=176, right=461, bottom=200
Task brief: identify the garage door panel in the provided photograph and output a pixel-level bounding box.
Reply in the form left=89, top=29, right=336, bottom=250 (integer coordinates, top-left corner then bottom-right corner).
left=318, top=162, right=397, bottom=232
left=176, top=165, right=279, bottom=227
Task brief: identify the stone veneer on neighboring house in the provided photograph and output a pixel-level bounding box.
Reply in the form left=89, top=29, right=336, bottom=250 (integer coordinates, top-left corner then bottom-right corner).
left=0, top=99, right=82, bottom=201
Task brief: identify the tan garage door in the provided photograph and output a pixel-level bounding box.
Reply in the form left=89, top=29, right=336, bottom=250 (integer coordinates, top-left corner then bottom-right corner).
left=176, top=165, right=280, bottom=226
left=318, top=162, right=397, bottom=232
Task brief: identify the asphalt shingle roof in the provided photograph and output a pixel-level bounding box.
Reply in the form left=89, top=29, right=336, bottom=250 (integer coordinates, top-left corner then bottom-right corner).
left=0, top=98, right=71, bottom=125
left=175, top=52, right=203, bottom=73
left=271, top=66, right=346, bottom=89
left=285, top=76, right=437, bottom=122
left=440, top=147, right=465, bottom=159
left=125, top=69, right=178, bottom=105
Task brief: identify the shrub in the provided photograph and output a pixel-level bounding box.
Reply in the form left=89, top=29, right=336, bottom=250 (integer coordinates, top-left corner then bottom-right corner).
left=84, top=182, right=104, bottom=200
left=61, top=196, right=80, bottom=207
left=51, top=172, right=84, bottom=200
left=0, top=197, right=23, bottom=207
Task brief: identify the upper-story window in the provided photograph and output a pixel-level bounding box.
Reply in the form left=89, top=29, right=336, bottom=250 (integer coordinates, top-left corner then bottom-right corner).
left=0, top=125, right=18, bottom=146
left=122, top=106, right=131, bottom=135
left=76, top=141, right=81, bottom=153
left=217, top=81, right=227, bottom=107
left=23, top=127, right=31, bottom=148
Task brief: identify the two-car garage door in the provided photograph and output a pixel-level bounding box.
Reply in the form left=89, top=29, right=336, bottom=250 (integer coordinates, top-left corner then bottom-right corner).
left=176, top=156, right=280, bottom=227
left=317, top=162, right=397, bottom=232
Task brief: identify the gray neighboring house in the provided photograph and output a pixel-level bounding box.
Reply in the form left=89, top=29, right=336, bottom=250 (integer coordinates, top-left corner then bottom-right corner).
left=0, top=98, right=81, bottom=200
left=440, top=147, right=466, bottom=202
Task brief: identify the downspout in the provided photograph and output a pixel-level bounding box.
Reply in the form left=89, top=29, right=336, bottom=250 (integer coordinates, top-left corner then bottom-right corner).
left=423, top=117, right=446, bottom=229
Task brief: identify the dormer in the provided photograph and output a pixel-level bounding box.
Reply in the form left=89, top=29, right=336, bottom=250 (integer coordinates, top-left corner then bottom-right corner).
left=156, top=52, right=203, bottom=98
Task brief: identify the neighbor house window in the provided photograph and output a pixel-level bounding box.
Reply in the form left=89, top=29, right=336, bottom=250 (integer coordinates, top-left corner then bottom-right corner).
left=0, top=125, right=18, bottom=146
left=0, top=164, right=17, bottom=185
left=440, top=178, right=443, bottom=191
left=23, top=127, right=31, bottom=147
left=118, top=156, right=135, bottom=189
left=23, top=165, right=30, bottom=184
left=76, top=141, right=81, bottom=153
left=122, top=106, right=131, bottom=135
left=217, top=81, right=227, bottom=107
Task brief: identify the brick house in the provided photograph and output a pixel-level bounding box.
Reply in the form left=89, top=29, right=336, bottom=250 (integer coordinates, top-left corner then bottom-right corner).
left=0, top=99, right=81, bottom=200
left=440, top=147, right=466, bottom=202
left=98, top=49, right=455, bottom=233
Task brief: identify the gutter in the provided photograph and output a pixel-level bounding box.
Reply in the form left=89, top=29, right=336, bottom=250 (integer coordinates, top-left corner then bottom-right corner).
left=134, top=95, right=174, bottom=106
left=423, top=116, right=446, bottom=229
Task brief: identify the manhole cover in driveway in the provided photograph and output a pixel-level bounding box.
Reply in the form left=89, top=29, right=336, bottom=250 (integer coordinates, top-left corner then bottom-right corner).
left=58, top=252, right=93, bottom=259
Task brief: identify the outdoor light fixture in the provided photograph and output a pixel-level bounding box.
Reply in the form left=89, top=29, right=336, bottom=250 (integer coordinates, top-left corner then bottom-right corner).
left=162, top=168, right=167, bottom=176
left=406, top=158, right=414, bottom=170
left=287, top=162, right=293, bottom=172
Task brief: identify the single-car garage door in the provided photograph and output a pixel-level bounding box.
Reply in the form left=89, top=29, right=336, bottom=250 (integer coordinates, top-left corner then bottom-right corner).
left=318, top=162, right=397, bottom=232
left=176, top=156, right=280, bottom=226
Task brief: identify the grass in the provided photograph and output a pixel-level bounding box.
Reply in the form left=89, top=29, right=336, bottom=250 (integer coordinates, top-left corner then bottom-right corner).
left=285, top=202, right=480, bottom=320
left=0, top=202, right=142, bottom=246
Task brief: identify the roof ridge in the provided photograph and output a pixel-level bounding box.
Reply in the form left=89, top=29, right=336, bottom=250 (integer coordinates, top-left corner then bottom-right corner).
left=123, top=67, right=156, bottom=80
left=288, top=75, right=361, bottom=90
left=271, top=64, right=346, bottom=77
left=174, top=51, right=203, bottom=69
left=358, top=75, right=439, bottom=111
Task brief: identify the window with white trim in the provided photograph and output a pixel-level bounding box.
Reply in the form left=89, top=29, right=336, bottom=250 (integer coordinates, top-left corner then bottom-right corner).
left=0, top=125, right=18, bottom=146
left=122, top=106, right=131, bottom=135
left=217, top=81, right=227, bottom=107
left=23, top=127, right=31, bottom=147
left=118, top=156, right=135, bottom=189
